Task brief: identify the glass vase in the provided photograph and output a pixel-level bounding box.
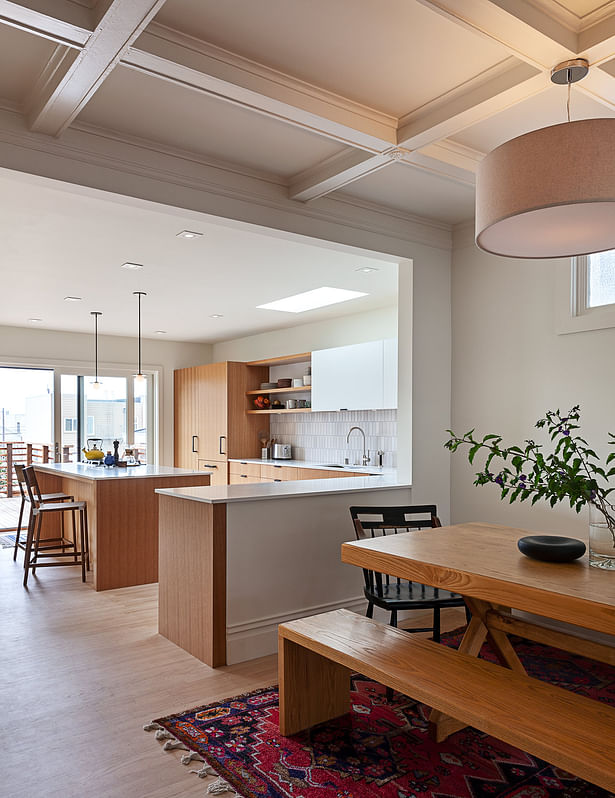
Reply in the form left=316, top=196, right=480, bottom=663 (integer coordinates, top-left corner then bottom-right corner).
left=589, top=504, right=615, bottom=570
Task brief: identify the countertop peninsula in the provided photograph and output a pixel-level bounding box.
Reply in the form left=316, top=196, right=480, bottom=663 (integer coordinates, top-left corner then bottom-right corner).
left=156, top=473, right=406, bottom=504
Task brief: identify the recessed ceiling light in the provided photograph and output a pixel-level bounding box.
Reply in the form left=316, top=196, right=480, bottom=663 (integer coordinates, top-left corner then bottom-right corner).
left=64, top=296, right=82, bottom=302
left=257, top=287, right=368, bottom=314
left=210, top=314, right=224, bottom=319
left=177, top=230, right=203, bottom=239
left=355, top=266, right=379, bottom=274
left=121, top=262, right=143, bottom=270
left=155, top=330, right=167, bottom=335
left=28, top=318, right=43, bottom=324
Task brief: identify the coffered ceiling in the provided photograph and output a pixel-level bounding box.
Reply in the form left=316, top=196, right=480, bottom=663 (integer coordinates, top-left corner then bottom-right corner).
left=1, top=0, right=615, bottom=222
left=1, top=0, right=615, bottom=338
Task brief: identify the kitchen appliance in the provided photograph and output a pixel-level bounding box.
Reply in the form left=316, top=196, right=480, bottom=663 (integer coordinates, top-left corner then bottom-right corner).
left=272, top=443, right=292, bottom=459
left=82, top=438, right=104, bottom=461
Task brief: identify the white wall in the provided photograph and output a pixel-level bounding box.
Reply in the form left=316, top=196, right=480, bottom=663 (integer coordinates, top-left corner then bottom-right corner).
left=212, top=305, right=397, bottom=362
left=450, top=224, right=614, bottom=535
left=0, top=325, right=212, bottom=465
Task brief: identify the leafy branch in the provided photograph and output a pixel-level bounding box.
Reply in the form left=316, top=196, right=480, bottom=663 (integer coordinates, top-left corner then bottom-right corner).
left=445, top=405, right=615, bottom=547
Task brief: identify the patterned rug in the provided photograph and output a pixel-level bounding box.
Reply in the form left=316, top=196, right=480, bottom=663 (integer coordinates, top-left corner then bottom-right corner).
left=147, top=629, right=615, bottom=797
left=0, top=533, right=16, bottom=549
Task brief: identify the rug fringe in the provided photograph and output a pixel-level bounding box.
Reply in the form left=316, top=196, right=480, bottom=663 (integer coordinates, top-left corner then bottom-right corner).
left=206, top=777, right=236, bottom=795
left=143, top=722, right=163, bottom=732
left=181, top=751, right=204, bottom=765
left=191, top=764, right=216, bottom=778
left=163, top=739, right=188, bottom=752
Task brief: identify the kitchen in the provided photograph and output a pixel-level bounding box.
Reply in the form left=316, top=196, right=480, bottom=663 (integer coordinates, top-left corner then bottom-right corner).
left=160, top=335, right=408, bottom=666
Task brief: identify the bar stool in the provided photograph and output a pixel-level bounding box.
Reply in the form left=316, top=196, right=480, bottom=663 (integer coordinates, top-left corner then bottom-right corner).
left=21, top=465, right=90, bottom=587
left=13, top=464, right=74, bottom=562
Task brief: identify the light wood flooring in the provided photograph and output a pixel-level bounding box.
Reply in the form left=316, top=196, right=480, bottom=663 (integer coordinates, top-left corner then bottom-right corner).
left=0, top=497, right=21, bottom=531
left=0, top=546, right=466, bottom=798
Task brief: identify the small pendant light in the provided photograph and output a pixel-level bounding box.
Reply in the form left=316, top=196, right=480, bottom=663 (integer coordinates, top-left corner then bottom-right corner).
left=133, top=291, right=147, bottom=382
left=91, top=311, right=102, bottom=390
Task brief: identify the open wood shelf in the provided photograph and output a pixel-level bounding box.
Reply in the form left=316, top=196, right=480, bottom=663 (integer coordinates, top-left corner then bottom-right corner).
left=246, top=352, right=311, bottom=367
left=246, top=386, right=311, bottom=395
left=246, top=408, right=312, bottom=414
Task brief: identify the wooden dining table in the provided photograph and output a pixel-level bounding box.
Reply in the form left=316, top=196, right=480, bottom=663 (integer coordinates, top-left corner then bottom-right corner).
left=339, top=521, right=615, bottom=785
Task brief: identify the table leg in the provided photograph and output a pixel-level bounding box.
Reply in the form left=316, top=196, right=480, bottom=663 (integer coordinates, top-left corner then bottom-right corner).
left=428, top=598, right=527, bottom=742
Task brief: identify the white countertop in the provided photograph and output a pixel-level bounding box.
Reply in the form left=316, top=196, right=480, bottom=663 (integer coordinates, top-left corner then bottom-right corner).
left=156, top=474, right=408, bottom=504
left=35, top=462, right=206, bottom=481
left=229, top=457, right=395, bottom=475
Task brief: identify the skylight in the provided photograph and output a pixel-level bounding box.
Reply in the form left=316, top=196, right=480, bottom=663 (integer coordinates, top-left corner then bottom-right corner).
left=257, top=287, right=367, bottom=313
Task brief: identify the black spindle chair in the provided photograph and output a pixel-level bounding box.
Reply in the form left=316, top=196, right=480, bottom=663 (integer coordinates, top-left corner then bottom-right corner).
left=349, top=505, right=469, bottom=642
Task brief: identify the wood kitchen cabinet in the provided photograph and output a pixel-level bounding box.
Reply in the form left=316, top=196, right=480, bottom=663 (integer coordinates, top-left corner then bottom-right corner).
left=174, top=362, right=269, bottom=481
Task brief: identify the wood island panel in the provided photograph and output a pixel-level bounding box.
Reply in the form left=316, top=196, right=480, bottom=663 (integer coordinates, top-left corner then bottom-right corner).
left=158, top=494, right=227, bottom=667
left=35, top=468, right=210, bottom=591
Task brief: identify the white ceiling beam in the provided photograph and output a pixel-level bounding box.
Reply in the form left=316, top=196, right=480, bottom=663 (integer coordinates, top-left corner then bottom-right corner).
left=27, top=0, right=167, bottom=137
left=124, top=26, right=398, bottom=152
left=579, top=17, right=615, bottom=65
left=404, top=140, right=483, bottom=187
left=398, top=59, right=546, bottom=150
left=0, top=0, right=91, bottom=46
left=288, top=149, right=402, bottom=202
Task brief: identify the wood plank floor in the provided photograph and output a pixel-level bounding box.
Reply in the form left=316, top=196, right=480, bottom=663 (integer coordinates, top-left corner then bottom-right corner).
left=0, top=497, right=21, bottom=531
left=0, top=546, right=466, bottom=797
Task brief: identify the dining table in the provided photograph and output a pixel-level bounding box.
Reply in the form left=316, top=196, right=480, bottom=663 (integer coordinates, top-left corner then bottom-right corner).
left=339, top=521, right=615, bottom=787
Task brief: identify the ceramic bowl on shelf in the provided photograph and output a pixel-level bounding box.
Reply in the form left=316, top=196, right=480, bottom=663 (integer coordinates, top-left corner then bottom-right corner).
left=260, top=382, right=277, bottom=389
left=277, top=378, right=292, bottom=388
left=292, top=378, right=304, bottom=387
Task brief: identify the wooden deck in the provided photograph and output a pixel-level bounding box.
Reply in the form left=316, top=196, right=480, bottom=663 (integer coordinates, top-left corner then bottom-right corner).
left=0, top=497, right=21, bottom=531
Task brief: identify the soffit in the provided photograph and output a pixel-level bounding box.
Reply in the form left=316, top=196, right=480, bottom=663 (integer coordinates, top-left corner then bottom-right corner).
left=0, top=170, right=397, bottom=343
left=337, top=163, right=476, bottom=225
left=76, top=65, right=347, bottom=177
left=453, top=84, right=615, bottom=153
left=153, top=0, right=512, bottom=117
left=0, top=24, right=58, bottom=105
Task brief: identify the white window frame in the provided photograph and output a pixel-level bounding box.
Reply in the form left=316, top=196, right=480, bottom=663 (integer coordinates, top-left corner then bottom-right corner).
left=558, top=256, right=615, bottom=334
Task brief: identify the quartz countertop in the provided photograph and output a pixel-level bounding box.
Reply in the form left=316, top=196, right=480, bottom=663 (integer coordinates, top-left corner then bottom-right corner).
left=229, top=457, right=395, bottom=475
left=156, top=474, right=408, bottom=504
left=34, top=462, right=207, bottom=481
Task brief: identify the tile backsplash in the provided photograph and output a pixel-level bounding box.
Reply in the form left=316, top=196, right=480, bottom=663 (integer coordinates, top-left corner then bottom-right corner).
left=270, top=409, right=397, bottom=468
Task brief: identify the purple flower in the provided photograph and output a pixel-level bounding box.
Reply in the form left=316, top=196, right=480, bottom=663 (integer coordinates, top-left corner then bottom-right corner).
left=495, top=474, right=504, bottom=486
left=518, top=474, right=526, bottom=482
left=563, top=430, right=570, bottom=436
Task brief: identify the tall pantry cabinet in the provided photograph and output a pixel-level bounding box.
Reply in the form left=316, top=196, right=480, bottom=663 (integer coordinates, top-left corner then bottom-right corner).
left=174, top=361, right=269, bottom=485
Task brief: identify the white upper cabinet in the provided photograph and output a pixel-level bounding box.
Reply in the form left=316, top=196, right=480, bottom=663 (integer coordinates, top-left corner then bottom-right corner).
left=312, top=339, right=397, bottom=411
left=383, top=338, right=398, bottom=409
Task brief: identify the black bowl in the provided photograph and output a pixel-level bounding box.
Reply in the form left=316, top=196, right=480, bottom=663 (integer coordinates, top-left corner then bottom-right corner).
left=517, top=535, right=586, bottom=563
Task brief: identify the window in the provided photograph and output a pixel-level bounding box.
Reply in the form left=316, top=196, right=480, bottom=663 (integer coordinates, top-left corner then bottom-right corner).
left=587, top=251, right=615, bottom=309
left=64, top=418, right=77, bottom=432
left=574, top=250, right=615, bottom=315
left=560, top=250, right=615, bottom=334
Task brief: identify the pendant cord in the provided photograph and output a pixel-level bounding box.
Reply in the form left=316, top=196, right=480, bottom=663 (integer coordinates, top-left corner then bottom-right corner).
left=567, top=73, right=571, bottom=123
left=95, top=313, right=98, bottom=382
left=138, top=293, right=142, bottom=375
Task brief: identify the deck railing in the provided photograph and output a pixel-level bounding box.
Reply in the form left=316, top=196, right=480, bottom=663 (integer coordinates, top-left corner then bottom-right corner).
left=0, top=442, right=75, bottom=498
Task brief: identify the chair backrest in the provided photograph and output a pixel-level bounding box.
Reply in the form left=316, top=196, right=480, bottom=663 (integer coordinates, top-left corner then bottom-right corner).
left=21, top=465, right=43, bottom=507
left=349, top=505, right=441, bottom=593
left=14, top=464, right=28, bottom=501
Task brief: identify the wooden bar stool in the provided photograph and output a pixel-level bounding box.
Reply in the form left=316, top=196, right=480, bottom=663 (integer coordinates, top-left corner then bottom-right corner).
left=21, top=465, right=90, bottom=587
left=13, top=464, right=74, bottom=562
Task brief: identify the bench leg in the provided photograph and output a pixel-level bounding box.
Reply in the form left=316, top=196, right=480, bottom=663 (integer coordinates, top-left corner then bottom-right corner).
left=279, top=636, right=351, bottom=736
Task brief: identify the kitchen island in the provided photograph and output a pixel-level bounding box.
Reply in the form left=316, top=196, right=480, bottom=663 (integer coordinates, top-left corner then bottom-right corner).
left=156, top=475, right=410, bottom=666
left=35, top=463, right=211, bottom=590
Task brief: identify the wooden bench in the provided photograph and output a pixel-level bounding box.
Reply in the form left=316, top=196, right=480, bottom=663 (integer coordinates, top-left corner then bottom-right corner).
left=278, top=608, right=615, bottom=792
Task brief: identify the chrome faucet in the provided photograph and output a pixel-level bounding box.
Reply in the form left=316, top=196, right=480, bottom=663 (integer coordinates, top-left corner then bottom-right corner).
left=346, top=426, right=370, bottom=466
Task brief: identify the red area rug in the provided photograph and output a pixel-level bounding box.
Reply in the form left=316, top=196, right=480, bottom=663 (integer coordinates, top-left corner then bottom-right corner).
left=151, top=630, right=615, bottom=797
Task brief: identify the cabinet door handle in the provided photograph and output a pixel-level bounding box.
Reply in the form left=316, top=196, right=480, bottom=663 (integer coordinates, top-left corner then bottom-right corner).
left=219, top=436, right=226, bottom=455
left=192, top=435, right=198, bottom=453
left=201, top=463, right=218, bottom=469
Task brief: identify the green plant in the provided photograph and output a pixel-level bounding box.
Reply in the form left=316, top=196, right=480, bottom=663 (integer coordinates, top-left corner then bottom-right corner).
left=445, top=405, right=615, bottom=546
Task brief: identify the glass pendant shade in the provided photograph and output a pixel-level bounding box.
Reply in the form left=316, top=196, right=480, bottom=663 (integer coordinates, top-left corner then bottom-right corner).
left=475, top=118, right=615, bottom=259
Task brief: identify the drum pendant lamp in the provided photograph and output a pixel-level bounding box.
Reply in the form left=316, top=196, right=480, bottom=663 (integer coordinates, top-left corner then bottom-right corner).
left=475, top=59, right=615, bottom=259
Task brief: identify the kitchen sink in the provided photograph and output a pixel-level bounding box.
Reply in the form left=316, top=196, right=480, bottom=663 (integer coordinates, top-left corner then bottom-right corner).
left=318, top=464, right=345, bottom=468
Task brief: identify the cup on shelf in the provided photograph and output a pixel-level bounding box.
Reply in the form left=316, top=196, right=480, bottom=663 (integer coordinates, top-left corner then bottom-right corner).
left=292, top=378, right=304, bottom=387
left=286, top=399, right=297, bottom=409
